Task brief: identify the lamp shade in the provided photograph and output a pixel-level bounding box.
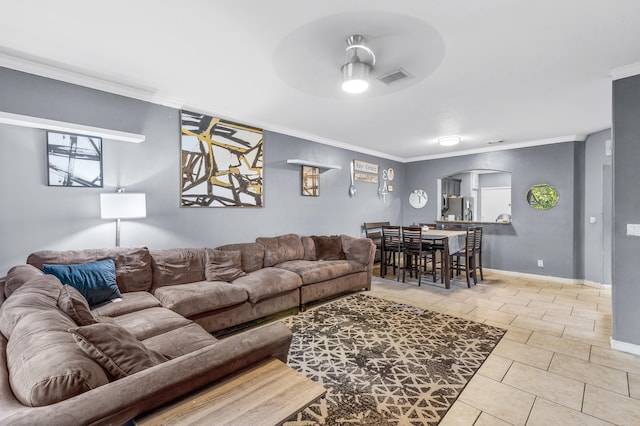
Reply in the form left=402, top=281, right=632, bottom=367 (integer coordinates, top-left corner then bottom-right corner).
left=100, top=193, right=146, bottom=219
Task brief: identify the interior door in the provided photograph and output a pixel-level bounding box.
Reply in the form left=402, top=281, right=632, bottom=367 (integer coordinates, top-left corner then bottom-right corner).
left=481, top=187, right=512, bottom=222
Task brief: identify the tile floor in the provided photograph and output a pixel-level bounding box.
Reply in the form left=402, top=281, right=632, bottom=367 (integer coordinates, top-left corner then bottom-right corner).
left=366, top=269, right=640, bottom=425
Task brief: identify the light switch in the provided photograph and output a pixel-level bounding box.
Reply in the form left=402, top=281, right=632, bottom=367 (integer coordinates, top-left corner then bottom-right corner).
left=589, top=216, right=597, bottom=224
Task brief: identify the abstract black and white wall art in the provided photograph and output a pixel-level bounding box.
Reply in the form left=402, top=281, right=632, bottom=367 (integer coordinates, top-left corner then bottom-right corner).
left=46, top=131, right=103, bottom=187
left=181, top=111, right=264, bottom=207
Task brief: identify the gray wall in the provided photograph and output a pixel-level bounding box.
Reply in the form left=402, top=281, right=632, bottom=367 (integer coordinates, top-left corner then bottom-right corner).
left=612, top=74, right=640, bottom=346
left=403, top=144, right=581, bottom=278
left=0, top=67, right=403, bottom=275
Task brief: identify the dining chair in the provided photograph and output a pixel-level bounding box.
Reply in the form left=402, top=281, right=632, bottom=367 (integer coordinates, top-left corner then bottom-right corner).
left=381, top=225, right=401, bottom=279
left=400, top=226, right=429, bottom=285
left=364, top=221, right=389, bottom=267
left=419, top=223, right=440, bottom=282
left=473, top=226, right=484, bottom=281
left=451, top=227, right=477, bottom=287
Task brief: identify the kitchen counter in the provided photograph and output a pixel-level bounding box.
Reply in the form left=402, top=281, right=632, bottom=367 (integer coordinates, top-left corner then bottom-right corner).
left=435, top=220, right=512, bottom=225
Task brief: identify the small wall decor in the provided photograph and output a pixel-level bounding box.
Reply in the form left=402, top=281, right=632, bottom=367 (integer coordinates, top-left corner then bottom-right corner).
left=526, top=183, right=559, bottom=210
left=180, top=110, right=264, bottom=207
left=353, top=159, right=379, bottom=183
left=47, top=131, right=103, bottom=187
left=302, top=166, right=319, bottom=196
left=409, top=189, right=428, bottom=209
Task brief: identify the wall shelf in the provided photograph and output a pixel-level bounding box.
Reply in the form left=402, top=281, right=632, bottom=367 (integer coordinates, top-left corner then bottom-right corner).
left=287, top=159, right=342, bottom=171
left=0, top=111, right=146, bottom=143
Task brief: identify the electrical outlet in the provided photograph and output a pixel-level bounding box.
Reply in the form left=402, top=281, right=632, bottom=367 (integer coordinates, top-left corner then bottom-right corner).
left=537, top=260, right=544, bottom=268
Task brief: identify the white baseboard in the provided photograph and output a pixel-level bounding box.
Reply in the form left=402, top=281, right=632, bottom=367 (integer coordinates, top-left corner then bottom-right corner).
left=610, top=338, right=640, bottom=356
left=485, top=268, right=611, bottom=288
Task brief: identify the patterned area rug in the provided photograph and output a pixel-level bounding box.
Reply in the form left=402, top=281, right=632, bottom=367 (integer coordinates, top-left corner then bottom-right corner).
left=282, top=293, right=505, bottom=425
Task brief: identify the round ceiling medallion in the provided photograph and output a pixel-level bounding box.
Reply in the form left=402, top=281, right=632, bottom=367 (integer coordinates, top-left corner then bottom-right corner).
left=273, top=11, right=445, bottom=98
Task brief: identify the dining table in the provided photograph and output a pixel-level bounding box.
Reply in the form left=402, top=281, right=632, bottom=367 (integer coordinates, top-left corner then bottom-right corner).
left=421, top=228, right=468, bottom=289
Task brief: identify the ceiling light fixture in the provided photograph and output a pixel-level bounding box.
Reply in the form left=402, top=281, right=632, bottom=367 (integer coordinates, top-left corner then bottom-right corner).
left=438, top=136, right=461, bottom=146
left=341, top=35, right=376, bottom=94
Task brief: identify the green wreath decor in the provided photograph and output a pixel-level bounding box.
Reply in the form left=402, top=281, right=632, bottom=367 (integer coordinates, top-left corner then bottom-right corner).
left=526, top=184, right=559, bottom=210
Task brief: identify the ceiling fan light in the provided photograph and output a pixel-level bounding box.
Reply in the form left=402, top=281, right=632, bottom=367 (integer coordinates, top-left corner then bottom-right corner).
left=438, top=136, right=461, bottom=146
left=341, top=61, right=371, bottom=94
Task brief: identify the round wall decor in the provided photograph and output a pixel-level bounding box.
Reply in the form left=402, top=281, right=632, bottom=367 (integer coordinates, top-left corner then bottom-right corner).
left=409, top=189, right=428, bottom=208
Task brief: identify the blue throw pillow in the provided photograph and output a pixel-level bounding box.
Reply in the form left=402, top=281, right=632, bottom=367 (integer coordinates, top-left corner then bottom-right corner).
left=43, top=259, right=122, bottom=307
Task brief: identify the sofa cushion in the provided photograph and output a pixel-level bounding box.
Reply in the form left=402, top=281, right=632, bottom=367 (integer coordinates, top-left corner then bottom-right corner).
left=91, top=291, right=162, bottom=317
left=312, top=235, right=346, bottom=260
left=276, top=260, right=366, bottom=285
left=153, top=281, right=248, bottom=317
left=111, top=307, right=192, bottom=341
left=4, top=264, right=44, bottom=298
left=43, top=259, right=122, bottom=307
left=7, top=310, right=109, bottom=407
left=0, top=274, right=62, bottom=339
left=27, top=247, right=153, bottom=293
left=142, top=322, right=218, bottom=359
left=58, top=284, right=98, bottom=326
left=150, top=248, right=206, bottom=290
left=205, top=249, right=246, bottom=282
left=232, top=267, right=302, bottom=304
left=341, top=234, right=375, bottom=265
left=256, top=234, right=304, bottom=267
left=70, top=322, right=168, bottom=380
left=216, top=242, right=265, bottom=272
left=301, top=236, right=316, bottom=260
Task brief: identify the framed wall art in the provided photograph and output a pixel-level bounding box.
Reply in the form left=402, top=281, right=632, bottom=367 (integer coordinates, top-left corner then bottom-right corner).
left=302, top=165, right=319, bottom=196
left=353, top=159, right=379, bottom=183
left=180, top=110, right=264, bottom=207
left=46, top=131, right=103, bottom=187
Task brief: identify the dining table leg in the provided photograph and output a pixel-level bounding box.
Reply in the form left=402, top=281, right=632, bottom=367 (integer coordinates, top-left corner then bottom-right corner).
left=443, top=238, right=451, bottom=289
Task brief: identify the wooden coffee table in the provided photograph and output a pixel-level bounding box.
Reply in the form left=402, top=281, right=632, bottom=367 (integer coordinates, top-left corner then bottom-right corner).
left=135, top=357, right=325, bottom=426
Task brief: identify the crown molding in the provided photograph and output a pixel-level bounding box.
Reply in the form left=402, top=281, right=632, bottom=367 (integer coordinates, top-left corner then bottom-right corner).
left=612, top=62, right=640, bottom=80
left=406, top=135, right=587, bottom=162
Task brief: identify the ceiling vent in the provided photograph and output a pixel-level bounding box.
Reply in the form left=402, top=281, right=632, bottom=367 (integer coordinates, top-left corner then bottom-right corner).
left=377, top=68, right=413, bottom=86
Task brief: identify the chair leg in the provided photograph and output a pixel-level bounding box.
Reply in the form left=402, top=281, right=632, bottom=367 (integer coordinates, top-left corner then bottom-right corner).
left=478, top=252, right=484, bottom=280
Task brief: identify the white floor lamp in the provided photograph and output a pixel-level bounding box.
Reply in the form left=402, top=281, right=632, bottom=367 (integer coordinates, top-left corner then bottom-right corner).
left=100, top=189, right=146, bottom=247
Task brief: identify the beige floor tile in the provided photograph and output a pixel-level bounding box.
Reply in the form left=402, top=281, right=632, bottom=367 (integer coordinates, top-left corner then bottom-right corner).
left=542, top=311, right=595, bottom=331
left=515, top=291, right=556, bottom=303
left=526, top=300, right=573, bottom=316
left=475, top=412, right=513, bottom=426
left=583, top=384, right=640, bottom=425
left=552, top=296, right=598, bottom=311
left=466, top=307, right=516, bottom=325
left=502, top=362, right=584, bottom=411
left=439, top=401, right=480, bottom=426
left=577, top=293, right=613, bottom=305
left=435, top=300, right=476, bottom=315
left=461, top=296, right=505, bottom=311
left=597, top=304, right=612, bottom=314
left=571, top=308, right=612, bottom=322
left=492, top=339, right=553, bottom=370
left=458, top=375, right=535, bottom=425
left=484, top=321, right=532, bottom=343
left=549, top=353, right=629, bottom=395
left=563, top=326, right=611, bottom=349
left=511, top=316, right=565, bottom=337
left=477, top=354, right=513, bottom=381
left=499, top=303, right=546, bottom=320
left=526, top=332, right=591, bottom=361
left=491, top=294, right=535, bottom=307
left=590, top=346, right=640, bottom=375
left=527, top=397, right=613, bottom=426
left=629, top=373, right=640, bottom=400
left=539, top=288, right=579, bottom=299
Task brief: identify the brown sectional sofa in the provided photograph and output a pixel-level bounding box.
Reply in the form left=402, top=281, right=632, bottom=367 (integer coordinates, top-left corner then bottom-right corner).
left=0, top=233, right=375, bottom=425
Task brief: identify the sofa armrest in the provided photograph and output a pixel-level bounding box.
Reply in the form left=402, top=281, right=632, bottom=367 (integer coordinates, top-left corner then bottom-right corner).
left=341, top=235, right=376, bottom=289
left=0, top=322, right=292, bottom=426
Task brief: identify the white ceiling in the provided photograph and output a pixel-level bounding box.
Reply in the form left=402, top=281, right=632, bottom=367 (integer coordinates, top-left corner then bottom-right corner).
left=1, top=1, right=639, bottom=162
